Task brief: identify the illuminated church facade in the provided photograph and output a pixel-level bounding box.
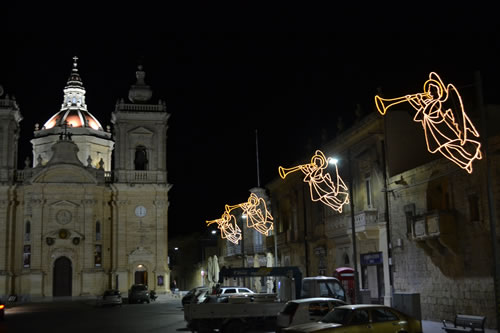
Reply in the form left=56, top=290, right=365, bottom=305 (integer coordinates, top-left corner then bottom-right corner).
left=0, top=58, right=171, bottom=300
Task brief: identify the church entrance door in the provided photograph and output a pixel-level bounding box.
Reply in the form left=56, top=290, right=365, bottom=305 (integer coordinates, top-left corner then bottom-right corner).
left=134, top=270, right=147, bottom=285
left=53, top=256, right=72, bottom=296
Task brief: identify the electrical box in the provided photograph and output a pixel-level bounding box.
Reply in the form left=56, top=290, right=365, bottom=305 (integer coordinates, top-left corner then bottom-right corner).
left=393, top=292, right=421, bottom=320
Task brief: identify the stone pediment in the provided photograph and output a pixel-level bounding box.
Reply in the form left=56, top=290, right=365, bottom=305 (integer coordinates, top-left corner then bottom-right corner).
left=129, top=126, right=154, bottom=136
left=128, top=246, right=153, bottom=264
left=129, top=127, right=154, bottom=147
left=51, top=200, right=79, bottom=209
left=31, top=164, right=97, bottom=184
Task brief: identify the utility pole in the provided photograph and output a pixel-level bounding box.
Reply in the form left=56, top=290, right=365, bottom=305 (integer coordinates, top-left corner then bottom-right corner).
left=476, top=71, right=500, bottom=327
left=348, top=149, right=360, bottom=303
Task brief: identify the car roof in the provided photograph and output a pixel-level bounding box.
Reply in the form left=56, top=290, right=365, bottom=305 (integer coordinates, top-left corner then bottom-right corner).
left=335, top=304, right=390, bottom=310
left=290, top=297, right=346, bottom=304
left=302, top=276, right=340, bottom=281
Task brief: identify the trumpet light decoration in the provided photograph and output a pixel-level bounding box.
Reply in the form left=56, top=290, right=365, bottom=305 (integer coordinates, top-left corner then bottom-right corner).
left=279, top=150, right=350, bottom=213
left=206, top=209, right=242, bottom=244
left=207, top=193, right=274, bottom=244
left=375, top=72, right=482, bottom=174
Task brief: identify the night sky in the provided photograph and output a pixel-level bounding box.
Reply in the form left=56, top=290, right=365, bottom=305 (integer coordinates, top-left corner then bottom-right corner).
left=1, top=30, right=499, bottom=237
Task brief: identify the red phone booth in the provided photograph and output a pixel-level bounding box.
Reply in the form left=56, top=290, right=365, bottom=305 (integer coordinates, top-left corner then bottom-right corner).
left=334, top=267, right=355, bottom=304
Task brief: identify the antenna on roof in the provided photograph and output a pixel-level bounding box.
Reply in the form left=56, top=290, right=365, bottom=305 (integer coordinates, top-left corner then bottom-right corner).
left=255, top=129, right=261, bottom=187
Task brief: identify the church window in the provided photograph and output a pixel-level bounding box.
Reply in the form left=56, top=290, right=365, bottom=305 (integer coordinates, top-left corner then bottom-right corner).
left=134, top=146, right=148, bottom=170
left=23, top=245, right=31, bottom=268
left=72, top=97, right=76, bottom=104
left=95, top=245, right=102, bottom=267
left=96, top=221, right=101, bottom=241
left=24, top=221, right=31, bottom=242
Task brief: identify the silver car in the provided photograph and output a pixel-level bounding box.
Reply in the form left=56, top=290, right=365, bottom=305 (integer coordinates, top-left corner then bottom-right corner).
left=99, top=289, right=123, bottom=307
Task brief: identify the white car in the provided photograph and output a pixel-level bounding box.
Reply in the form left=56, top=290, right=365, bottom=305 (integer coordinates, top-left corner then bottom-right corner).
left=217, top=286, right=254, bottom=297
left=276, top=297, right=347, bottom=332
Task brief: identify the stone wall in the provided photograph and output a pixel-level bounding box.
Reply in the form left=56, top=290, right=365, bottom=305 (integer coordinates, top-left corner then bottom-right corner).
left=389, top=158, right=497, bottom=328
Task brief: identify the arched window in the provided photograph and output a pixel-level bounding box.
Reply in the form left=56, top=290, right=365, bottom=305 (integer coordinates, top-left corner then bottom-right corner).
left=25, top=221, right=31, bottom=242
left=96, top=221, right=101, bottom=241
left=134, top=146, right=148, bottom=170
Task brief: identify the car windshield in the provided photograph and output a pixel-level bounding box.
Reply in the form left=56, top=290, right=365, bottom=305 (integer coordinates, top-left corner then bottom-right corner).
left=132, top=285, right=147, bottom=291
left=319, top=281, right=345, bottom=300
left=321, top=308, right=351, bottom=324
left=104, top=290, right=119, bottom=296
left=281, top=302, right=299, bottom=315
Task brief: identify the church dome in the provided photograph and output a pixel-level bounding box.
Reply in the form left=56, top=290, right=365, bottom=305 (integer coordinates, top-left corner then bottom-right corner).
left=42, top=56, right=103, bottom=131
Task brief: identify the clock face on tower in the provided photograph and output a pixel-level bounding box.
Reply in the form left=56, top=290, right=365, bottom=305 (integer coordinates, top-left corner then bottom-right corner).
left=135, top=205, right=147, bottom=217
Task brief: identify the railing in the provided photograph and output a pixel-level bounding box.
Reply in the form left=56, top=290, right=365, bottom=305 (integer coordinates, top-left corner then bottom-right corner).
left=0, top=99, right=19, bottom=109
left=412, top=210, right=455, bottom=241
left=115, top=102, right=166, bottom=112
left=113, top=170, right=167, bottom=183
left=14, top=169, right=165, bottom=184
left=354, top=210, right=378, bottom=229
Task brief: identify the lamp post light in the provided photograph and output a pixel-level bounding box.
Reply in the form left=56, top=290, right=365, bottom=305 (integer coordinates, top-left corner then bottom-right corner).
left=329, top=153, right=360, bottom=304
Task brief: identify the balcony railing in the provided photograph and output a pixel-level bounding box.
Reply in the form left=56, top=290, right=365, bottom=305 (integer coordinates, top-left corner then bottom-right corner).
left=412, top=210, right=457, bottom=256
left=113, top=170, right=167, bottom=183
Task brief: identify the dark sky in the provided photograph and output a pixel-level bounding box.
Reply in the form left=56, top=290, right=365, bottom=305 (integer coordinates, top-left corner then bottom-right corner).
left=1, top=31, right=499, bottom=237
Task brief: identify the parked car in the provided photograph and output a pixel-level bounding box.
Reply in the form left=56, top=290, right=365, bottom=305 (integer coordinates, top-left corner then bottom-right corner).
left=216, top=286, right=255, bottom=297
left=182, top=286, right=209, bottom=306
left=0, top=301, right=4, bottom=320
left=283, top=304, right=423, bottom=333
left=276, top=297, right=347, bottom=332
left=128, top=284, right=150, bottom=304
left=99, top=289, right=122, bottom=307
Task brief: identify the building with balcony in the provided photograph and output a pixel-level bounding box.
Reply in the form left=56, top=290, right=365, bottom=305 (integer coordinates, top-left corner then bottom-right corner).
left=384, top=101, right=500, bottom=328
left=267, top=111, right=391, bottom=304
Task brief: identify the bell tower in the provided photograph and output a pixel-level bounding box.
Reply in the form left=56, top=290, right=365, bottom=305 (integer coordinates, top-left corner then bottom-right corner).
left=110, top=65, right=171, bottom=294
left=0, top=86, right=22, bottom=183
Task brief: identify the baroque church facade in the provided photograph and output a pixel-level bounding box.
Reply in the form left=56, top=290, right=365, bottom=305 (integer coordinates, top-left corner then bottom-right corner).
left=0, top=58, right=171, bottom=300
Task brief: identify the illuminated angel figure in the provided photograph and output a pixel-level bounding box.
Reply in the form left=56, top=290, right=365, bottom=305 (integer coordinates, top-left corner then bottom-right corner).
left=375, top=72, right=482, bottom=174
left=226, top=193, right=274, bottom=236
left=279, top=150, right=350, bottom=213
left=206, top=210, right=242, bottom=244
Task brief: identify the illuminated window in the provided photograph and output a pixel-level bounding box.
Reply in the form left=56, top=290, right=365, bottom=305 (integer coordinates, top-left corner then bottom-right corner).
left=95, top=245, right=102, bottom=267
left=23, top=245, right=31, bottom=268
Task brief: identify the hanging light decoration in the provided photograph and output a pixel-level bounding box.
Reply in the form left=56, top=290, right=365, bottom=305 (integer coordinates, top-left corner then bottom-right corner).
left=207, top=193, right=274, bottom=244
left=279, top=150, right=349, bottom=213
left=374, top=72, right=482, bottom=174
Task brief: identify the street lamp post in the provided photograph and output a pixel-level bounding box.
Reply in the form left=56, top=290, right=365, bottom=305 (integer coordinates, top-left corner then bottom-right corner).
left=347, top=149, right=361, bottom=304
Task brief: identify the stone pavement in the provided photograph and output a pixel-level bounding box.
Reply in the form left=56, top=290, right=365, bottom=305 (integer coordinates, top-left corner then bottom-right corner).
left=422, top=319, right=497, bottom=333
left=11, top=293, right=499, bottom=333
